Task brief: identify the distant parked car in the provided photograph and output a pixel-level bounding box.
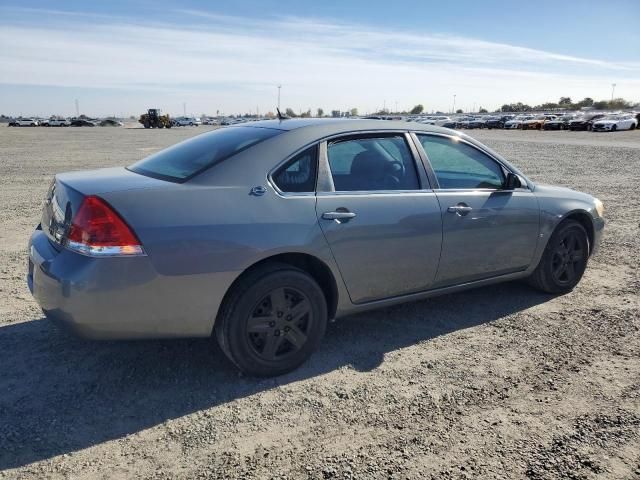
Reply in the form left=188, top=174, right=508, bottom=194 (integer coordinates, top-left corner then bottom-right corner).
left=70, top=119, right=96, bottom=127
left=461, top=117, right=486, bottom=129
left=591, top=115, right=637, bottom=132
left=202, top=118, right=219, bottom=125
left=42, top=118, right=70, bottom=127
left=174, top=117, right=202, bottom=126
left=440, top=119, right=457, bottom=129
left=99, top=119, right=124, bottom=127
left=568, top=114, right=605, bottom=131
left=522, top=115, right=557, bottom=130
left=485, top=116, right=511, bottom=129
left=504, top=116, right=534, bottom=129
left=14, top=118, right=39, bottom=127
left=543, top=115, right=577, bottom=131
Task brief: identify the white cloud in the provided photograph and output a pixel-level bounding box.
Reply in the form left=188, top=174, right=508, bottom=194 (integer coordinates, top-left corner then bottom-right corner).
left=0, top=8, right=638, bottom=116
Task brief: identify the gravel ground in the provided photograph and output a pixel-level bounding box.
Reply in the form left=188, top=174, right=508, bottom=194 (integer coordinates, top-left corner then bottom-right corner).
left=0, top=125, right=638, bottom=479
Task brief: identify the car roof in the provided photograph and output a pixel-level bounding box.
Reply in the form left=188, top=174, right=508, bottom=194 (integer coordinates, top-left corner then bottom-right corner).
left=231, top=117, right=455, bottom=136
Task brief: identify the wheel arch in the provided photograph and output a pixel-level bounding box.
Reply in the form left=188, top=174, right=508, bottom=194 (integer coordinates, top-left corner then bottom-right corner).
left=217, top=252, right=340, bottom=327
left=560, top=210, right=595, bottom=255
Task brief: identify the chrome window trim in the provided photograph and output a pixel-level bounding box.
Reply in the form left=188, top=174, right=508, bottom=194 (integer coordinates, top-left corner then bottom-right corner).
left=316, top=190, right=438, bottom=198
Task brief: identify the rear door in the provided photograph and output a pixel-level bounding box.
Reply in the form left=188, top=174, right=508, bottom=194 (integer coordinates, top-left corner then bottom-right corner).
left=315, top=133, right=442, bottom=304
left=414, top=133, right=540, bottom=288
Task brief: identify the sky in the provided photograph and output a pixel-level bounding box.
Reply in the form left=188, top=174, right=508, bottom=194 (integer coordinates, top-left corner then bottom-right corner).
left=1, top=0, right=639, bottom=117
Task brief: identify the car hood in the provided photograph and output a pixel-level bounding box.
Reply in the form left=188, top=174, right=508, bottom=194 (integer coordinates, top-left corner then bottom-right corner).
left=533, top=183, right=595, bottom=202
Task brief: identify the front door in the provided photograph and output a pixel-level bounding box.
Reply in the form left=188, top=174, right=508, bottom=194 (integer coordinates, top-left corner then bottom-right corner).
left=415, top=133, right=540, bottom=287
left=316, top=133, right=442, bottom=304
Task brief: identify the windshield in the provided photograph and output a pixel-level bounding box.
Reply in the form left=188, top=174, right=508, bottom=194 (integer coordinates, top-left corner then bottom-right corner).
left=129, top=126, right=283, bottom=182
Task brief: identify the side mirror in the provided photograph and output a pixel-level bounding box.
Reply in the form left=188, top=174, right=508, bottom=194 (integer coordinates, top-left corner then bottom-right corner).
left=504, top=172, right=522, bottom=190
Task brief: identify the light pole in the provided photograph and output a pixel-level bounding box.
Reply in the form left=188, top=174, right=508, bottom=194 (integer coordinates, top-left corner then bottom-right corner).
left=611, top=83, right=616, bottom=101
left=277, top=85, right=282, bottom=111
left=452, top=94, right=456, bottom=114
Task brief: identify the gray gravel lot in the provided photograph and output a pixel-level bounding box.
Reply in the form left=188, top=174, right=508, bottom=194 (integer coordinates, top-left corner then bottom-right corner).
left=0, top=126, right=639, bottom=479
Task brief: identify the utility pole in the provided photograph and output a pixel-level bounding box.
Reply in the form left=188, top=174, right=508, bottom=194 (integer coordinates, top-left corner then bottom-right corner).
left=611, top=83, right=616, bottom=101
left=183, top=102, right=187, bottom=116
left=395, top=101, right=398, bottom=113
left=277, top=85, right=282, bottom=111
left=452, top=94, right=456, bottom=114
left=75, top=99, right=79, bottom=117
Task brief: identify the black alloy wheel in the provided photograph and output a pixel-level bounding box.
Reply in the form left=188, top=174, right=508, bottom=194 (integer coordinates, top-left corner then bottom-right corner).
left=246, top=286, right=313, bottom=361
left=528, top=220, right=589, bottom=294
left=550, top=229, right=586, bottom=287
left=215, top=263, right=328, bottom=376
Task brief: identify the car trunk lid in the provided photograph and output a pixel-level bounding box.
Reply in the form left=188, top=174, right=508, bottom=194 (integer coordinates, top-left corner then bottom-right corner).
left=41, top=167, right=171, bottom=247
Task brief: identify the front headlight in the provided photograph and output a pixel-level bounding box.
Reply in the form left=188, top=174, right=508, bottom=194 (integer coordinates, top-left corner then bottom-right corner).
left=594, top=198, right=604, bottom=217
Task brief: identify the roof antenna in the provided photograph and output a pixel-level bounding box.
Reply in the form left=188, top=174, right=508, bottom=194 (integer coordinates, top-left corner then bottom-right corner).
left=276, top=108, right=288, bottom=120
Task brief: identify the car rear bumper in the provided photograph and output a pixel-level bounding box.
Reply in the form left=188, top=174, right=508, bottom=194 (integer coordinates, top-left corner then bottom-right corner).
left=28, top=228, right=234, bottom=339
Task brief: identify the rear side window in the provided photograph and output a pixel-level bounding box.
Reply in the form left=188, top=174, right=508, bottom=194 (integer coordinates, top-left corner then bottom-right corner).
left=272, top=146, right=318, bottom=193
left=129, top=126, right=282, bottom=182
left=327, top=136, right=420, bottom=191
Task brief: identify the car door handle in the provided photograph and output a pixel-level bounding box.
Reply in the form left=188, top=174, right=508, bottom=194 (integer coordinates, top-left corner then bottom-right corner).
left=322, top=211, right=357, bottom=221
left=447, top=205, right=473, bottom=215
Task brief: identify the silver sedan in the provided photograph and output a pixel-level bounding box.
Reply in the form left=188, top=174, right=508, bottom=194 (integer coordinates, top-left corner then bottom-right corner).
left=28, top=119, right=605, bottom=376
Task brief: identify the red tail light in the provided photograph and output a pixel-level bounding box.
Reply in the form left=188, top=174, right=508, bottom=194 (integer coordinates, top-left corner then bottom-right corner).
left=66, top=196, right=144, bottom=256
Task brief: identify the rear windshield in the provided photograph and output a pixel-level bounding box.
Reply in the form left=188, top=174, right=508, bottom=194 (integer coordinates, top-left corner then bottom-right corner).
left=129, top=126, right=282, bottom=182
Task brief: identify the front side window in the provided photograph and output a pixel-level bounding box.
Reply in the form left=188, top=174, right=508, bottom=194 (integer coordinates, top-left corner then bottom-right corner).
left=129, top=126, right=282, bottom=182
left=272, top=146, right=318, bottom=193
left=417, top=135, right=504, bottom=189
left=327, top=135, right=420, bottom=192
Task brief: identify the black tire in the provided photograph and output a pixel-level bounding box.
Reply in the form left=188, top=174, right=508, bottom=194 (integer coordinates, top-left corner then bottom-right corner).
left=630, top=123, right=636, bottom=130
left=215, top=263, right=328, bottom=377
left=611, top=125, right=617, bottom=132
left=528, top=220, right=589, bottom=294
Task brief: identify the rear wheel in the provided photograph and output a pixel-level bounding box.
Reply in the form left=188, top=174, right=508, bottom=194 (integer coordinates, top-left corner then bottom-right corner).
left=215, top=264, right=328, bottom=376
left=528, top=220, right=589, bottom=294
left=612, top=125, right=617, bottom=132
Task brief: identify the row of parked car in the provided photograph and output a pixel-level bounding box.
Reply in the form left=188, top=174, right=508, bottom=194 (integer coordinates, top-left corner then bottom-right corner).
left=411, top=112, right=640, bottom=132
left=7, top=117, right=124, bottom=127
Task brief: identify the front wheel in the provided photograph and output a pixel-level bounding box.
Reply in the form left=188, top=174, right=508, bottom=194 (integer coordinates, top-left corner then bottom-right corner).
left=611, top=125, right=617, bottom=132
left=215, top=264, right=328, bottom=376
left=528, top=220, right=589, bottom=294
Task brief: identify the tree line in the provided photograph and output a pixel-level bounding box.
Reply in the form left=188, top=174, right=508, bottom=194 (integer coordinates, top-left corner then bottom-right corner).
left=499, top=97, right=635, bottom=113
